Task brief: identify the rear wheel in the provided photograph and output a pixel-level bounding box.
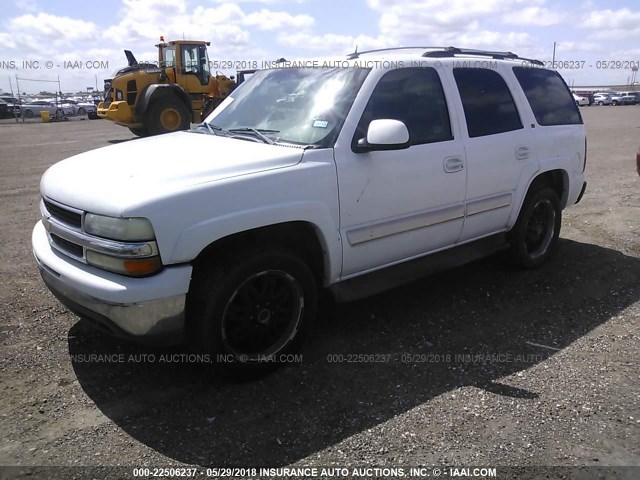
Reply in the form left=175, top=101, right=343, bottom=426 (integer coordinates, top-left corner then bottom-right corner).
left=77, top=107, right=86, bottom=115
left=508, top=187, right=561, bottom=269
left=24, top=109, right=34, bottom=118
left=145, top=96, right=191, bottom=135
left=187, top=248, right=318, bottom=377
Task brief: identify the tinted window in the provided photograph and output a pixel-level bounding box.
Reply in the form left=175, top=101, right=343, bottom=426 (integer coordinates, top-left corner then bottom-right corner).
left=453, top=68, right=523, bottom=138
left=354, top=68, right=453, bottom=147
left=512, top=67, right=582, bottom=126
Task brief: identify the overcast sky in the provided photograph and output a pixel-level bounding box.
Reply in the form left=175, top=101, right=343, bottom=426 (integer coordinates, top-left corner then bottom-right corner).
left=1, top=0, right=639, bottom=95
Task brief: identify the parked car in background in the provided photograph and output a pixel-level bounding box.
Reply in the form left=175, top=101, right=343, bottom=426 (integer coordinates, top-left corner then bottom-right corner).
left=58, top=101, right=77, bottom=116
left=0, top=97, right=21, bottom=117
left=593, top=93, right=613, bottom=106
left=61, top=99, right=96, bottom=115
left=0, top=99, right=11, bottom=118
left=20, top=100, right=77, bottom=118
left=610, top=92, right=635, bottom=106
left=619, top=92, right=639, bottom=105
left=574, top=91, right=594, bottom=105
left=20, top=100, right=64, bottom=118
left=573, top=94, right=589, bottom=106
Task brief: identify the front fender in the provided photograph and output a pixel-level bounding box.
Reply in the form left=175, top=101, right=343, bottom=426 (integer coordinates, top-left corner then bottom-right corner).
left=137, top=84, right=191, bottom=117
left=170, top=202, right=341, bottom=285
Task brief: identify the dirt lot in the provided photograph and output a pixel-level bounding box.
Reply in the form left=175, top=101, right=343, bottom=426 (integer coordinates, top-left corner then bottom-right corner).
left=0, top=109, right=638, bottom=477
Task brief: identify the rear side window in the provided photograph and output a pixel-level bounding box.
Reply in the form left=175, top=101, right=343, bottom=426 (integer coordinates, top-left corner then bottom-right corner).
left=354, top=67, right=453, bottom=147
left=512, top=67, right=582, bottom=126
left=453, top=68, right=523, bottom=138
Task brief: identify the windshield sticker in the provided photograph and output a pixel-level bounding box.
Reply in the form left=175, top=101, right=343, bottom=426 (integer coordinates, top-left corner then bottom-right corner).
left=313, top=120, right=328, bottom=128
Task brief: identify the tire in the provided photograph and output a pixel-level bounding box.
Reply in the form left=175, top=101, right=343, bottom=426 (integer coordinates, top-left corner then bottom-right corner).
left=508, top=187, right=561, bottom=269
left=128, top=127, right=150, bottom=137
left=145, top=96, right=191, bottom=135
left=24, top=109, right=33, bottom=118
left=612, top=101, right=618, bottom=106
left=598, top=101, right=604, bottom=106
left=77, top=107, right=86, bottom=115
left=187, top=248, right=318, bottom=377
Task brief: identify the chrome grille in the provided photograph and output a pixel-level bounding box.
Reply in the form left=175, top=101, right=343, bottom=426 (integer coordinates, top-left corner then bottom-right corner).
left=50, top=233, right=84, bottom=259
left=43, top=199, right=82, bottom=229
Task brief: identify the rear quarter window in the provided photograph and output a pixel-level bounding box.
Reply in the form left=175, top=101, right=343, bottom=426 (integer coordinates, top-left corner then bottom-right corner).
left=513, top=67, right=582, bottom=126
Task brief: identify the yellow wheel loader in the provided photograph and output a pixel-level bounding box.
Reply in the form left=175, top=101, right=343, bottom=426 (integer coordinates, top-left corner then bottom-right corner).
left=97, top=38, right=236, bottom=136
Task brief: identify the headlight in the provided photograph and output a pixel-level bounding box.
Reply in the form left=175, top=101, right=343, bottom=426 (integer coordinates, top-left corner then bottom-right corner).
left=83, top=213, right=162, bottom=276
left=84, top=213, right=155, bottom=241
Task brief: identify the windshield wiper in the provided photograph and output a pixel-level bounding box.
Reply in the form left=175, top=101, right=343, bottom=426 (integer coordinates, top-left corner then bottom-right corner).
left=191, top=123, right=227, bottom=136
left=228, top=127, right=279, bottom=145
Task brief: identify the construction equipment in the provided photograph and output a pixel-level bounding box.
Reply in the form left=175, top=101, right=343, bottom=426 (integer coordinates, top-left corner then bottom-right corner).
left=97, top=38, right=236, bottom=136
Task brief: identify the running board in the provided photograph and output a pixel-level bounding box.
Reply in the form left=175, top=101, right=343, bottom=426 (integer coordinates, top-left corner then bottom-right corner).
left=330, top=233, right=509, bottom=303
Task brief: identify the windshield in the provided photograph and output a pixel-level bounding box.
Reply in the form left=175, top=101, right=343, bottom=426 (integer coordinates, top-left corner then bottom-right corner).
left=206, top=67, right=370, bottom=147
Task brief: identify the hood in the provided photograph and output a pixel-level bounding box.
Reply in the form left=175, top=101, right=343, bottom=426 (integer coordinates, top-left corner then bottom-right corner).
left=41, top=131, right=304, bottom=215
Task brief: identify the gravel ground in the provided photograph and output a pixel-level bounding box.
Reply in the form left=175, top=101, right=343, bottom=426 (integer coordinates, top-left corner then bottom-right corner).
left=0, top=108, right=638, bottom=478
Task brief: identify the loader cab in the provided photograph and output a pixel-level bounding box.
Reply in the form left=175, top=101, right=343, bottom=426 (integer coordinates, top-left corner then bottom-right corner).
left=159, top=41, right=211, bottom=87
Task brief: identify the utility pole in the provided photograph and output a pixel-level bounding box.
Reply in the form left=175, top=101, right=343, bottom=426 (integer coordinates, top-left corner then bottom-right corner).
left=15, top=74, right=23, bottom=123
left=8, top=76, right=18, bottom=123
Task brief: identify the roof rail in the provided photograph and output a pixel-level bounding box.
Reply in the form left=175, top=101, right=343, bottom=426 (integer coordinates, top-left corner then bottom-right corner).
left=345, top=45, right=544, bottom=66
left=347, top=46, right=445, bottom=60
left=422, top=46, right=544, bottom=66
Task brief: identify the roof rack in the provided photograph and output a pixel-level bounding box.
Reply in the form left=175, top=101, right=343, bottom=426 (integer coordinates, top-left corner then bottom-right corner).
left=422, top=46, right=544, bottom=66
left=346, top=45, right=544, bottom=66
left=347, top=46, right=444, bottom=60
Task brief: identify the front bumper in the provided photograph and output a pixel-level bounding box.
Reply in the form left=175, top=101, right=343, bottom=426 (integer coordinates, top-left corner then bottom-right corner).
left=97, top=100, right=137, bottom=126
left=32, top=221, right=192, bottom=345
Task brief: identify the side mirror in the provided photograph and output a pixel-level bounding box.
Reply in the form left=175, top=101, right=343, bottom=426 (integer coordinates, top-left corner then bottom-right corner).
left=355, top=119, right=410, bottom=153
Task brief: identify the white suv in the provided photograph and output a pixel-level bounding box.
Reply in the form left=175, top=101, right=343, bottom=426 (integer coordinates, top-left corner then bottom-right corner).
left=32, top=47, right=587, bottom=375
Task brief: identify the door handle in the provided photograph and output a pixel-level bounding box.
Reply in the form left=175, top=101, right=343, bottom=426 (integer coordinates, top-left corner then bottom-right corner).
left=444, top=156, right=464, bottom=173
left=516, top=145, right=531, bottom=160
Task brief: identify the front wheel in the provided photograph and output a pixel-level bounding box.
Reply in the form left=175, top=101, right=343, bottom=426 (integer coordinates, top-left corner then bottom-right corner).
left=508, top=187, right=561, bottom=269
left=145, top=97, right=191, bottom=135
left=187, top=248, right=318, bottom=377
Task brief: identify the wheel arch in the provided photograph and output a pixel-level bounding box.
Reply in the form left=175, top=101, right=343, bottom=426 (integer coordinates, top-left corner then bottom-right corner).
left=136, top=84, right=193, bottom=121
left=190, top=221, right=331, bottom=288
left=509, top=168, right=569, bottom=228
left=527, top=169, right=568, bottom=206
